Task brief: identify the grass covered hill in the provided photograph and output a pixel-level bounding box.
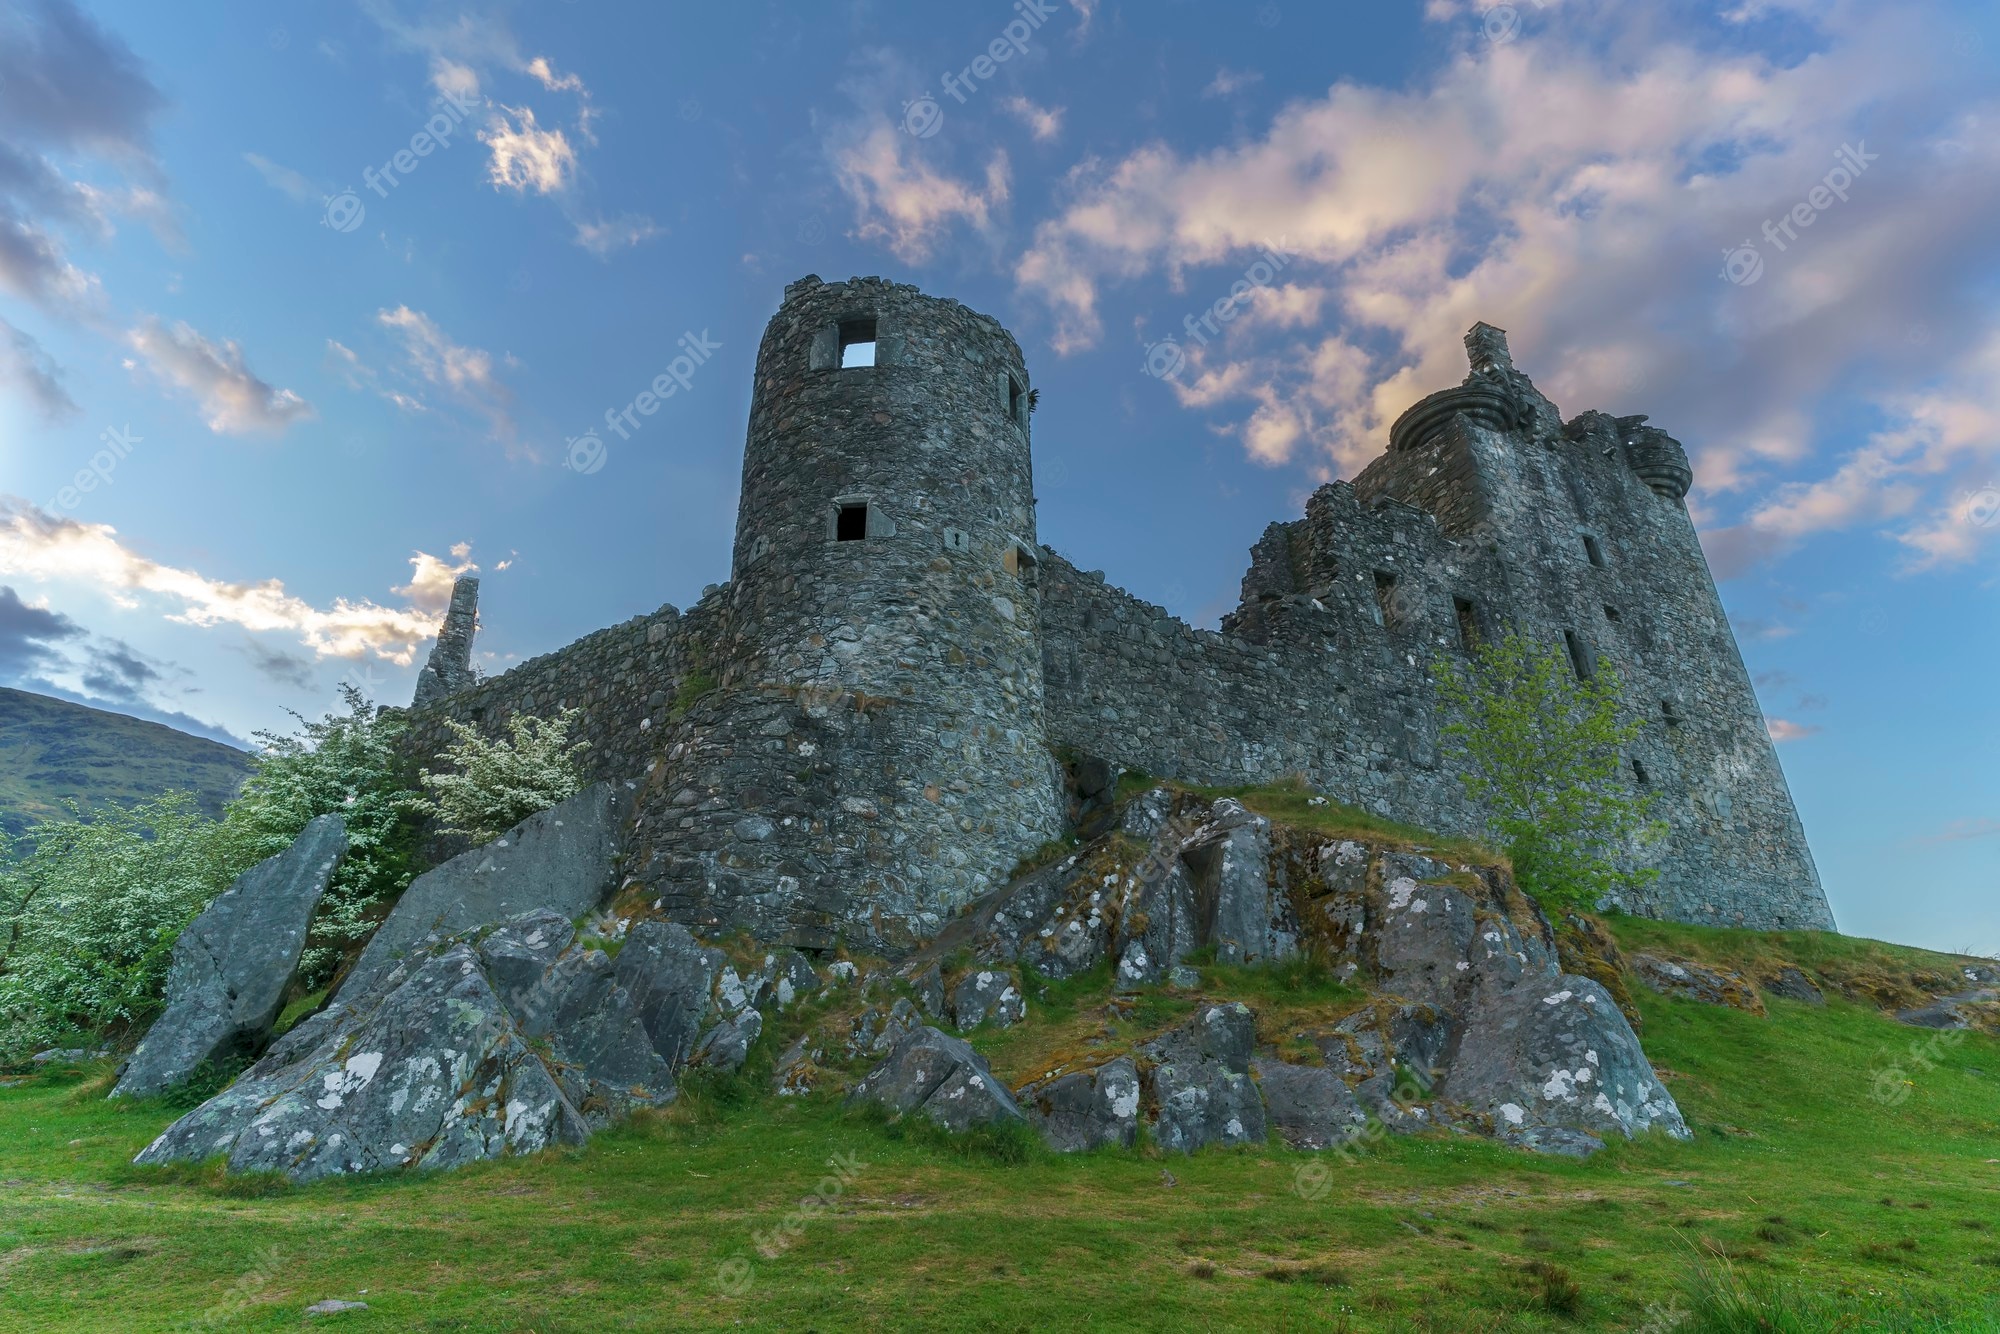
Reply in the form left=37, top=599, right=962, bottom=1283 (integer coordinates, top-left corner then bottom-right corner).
left=4, top=910, right=1999, bottom=1331
left=0, top=687, right=253, bottom=838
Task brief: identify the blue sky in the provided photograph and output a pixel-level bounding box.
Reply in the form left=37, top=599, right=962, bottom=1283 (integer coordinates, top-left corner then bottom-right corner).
left=0, top=0, right=1995, bottom=953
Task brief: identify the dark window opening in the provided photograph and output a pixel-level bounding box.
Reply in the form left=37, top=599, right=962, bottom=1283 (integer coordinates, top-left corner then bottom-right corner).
left=1373, top=570, right=1400, bottom=627
left=1632, top=758, right=1650, bottom=786
left=1582, top=534, right=1606, bottom=568
left=1604, top=604, right=1622, bottom=623
left=835, top=503, right=869, bottom=541
left=838, top=318, right=877, bottom=368
left=1454, top=597, right=1481, bottom=650
left=1661, top=698, right=1682, bottom=727
left=1563, top=629, right=1596, bottom=680
left=1008, top=374, right=1024, bottom=423
left=1004, top=540, right=1040, bottom=587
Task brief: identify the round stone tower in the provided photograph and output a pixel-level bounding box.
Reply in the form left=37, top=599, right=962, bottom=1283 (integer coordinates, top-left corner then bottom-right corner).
left=638, top=276, right=1064, bottom=951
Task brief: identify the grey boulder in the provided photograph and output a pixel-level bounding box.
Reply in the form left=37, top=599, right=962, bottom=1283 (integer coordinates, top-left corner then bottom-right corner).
left=848, top=1026, right=1026, bottom=1133
left=1020, top=1058, right=1142, bottom=1152
left=341, top=782, right=632, bottom=1000
left=951, top=968, right=1026, bottom=1030
left=1253, top=1059, right=1367, bottom=1150
left=692, top=1009, right=763, bottom=1072
left=114, top=815, right=348, bottom=1100
left=135, top=911, right=718, bottom=1182
left=1140, top=1003, right=1266, bottom=1152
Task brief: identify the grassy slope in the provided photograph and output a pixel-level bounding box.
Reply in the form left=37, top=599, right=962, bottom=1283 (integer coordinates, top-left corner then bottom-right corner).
left=0, top=687, right=252, bottom=837
left=2, top=917, right=1998, bottom=1332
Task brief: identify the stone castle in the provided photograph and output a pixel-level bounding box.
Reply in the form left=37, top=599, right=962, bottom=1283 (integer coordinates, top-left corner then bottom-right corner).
left=403, top=275, right=1834, bottom=950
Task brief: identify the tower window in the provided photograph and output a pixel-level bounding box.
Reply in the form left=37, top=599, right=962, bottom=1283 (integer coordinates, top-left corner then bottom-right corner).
left=1581, top=534, right=1606, bottom=568
left=1003, top=539, right=1040, bottom=587
left=838, top=318, right=877, bottom=368
left=1661, top=698, right=1682, bottom=727
left=1008, top=374, right=1024, bottom=423
left=1563, top=629, right=1596, bottom=681
left=1604, top=604, right=1622, bottom=623
left=942, top=527, right=971, bottom=553
left=836, top=503, right=869, bottom=541
left=1373, top=570, right=1401, bottom=628
left=1453, top=597, right=1481, bottom=650
left=1632, top=758, right=1650, bottom=786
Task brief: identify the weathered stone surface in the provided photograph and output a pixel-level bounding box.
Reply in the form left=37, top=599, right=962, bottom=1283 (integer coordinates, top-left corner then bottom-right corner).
left=848, top=1026, right=1025, bottom=1132
left=1019, top=1058, right=1141, bottom=1152
left=951, top=969, right=1026, bottom=1030
left=1438, top=975, right=1690, bottom=1149
left=410, top=574, right=479, bottom=707
left=1896, top=990, right=2000, bottom=1031
left=1322, top=1003, right=1452, bottom=1086
left=135, top=910, right=720, bottom=1182
left=846, top=999, right=920, bottom=1059
left=911, top=962, right=946, bottom=1019
left=1253, top=1059, right=1367, bottom=1150
left=1631, top=954, right=1767, bottom=1015
left=114, top=815, right=348, bottom=1099
left=342, top=783, right=634, bottom=999
left=1140, top=1003, right=1266, bottom=1153
left=1181, top=800, right=1293, bottom=966
left=768, top=950, right=824, bottom=1010
left=692, top=1009, right=763, bottom=1072
left=1762, top=966, right=1825, bottom=1006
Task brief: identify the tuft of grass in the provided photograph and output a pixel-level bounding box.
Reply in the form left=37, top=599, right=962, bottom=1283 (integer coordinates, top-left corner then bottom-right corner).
left=1518, top=1259, right=1584, bottom=1317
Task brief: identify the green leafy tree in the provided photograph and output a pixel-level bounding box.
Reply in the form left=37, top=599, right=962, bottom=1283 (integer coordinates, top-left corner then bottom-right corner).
left=1434, top=632, right=1664, bottom=913
left=217, top=685, right=422, bottom=983
left=0, top=791, right=238, bottom=1059
left=416, top=709, right=588, bottom=845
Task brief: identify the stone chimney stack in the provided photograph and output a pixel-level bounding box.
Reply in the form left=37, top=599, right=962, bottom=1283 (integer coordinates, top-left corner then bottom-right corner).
left=411, top=574, right=479, bottom=707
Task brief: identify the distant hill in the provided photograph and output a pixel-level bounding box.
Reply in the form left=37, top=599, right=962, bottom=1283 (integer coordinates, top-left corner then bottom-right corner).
left=0, top=687, right=254, bottom=838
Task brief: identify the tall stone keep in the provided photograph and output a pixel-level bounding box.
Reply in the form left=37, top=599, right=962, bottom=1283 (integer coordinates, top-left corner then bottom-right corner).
left=411, top=575, right=479, bottom=707
left=627, top=276, right=1066, bottom=949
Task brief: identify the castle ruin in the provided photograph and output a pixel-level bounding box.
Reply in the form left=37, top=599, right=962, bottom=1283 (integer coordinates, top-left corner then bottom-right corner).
left=404, top=276, right=1834, bottom=949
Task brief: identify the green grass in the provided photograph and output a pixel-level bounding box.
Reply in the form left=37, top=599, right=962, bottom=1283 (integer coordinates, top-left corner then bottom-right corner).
left=3, top=918, right=1999, bottom=1330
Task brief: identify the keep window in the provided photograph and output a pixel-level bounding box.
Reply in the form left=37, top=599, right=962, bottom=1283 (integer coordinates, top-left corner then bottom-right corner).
left=1662, top=698, right=1682, bottom=727
left=1373, top=570, right=1400, bottom=628
left=836, top=503, right=869, bottom=541
left=1632, top=758, right=1650, bottom=786
left=1582, top=534, right=1607, bottom=568
left=1008, top=374, right=1024, bottom=423
left=1563, top=629, right=1596, bottom=681
left=1453, top=597, right=1481, bottom=650
left=838, top=318, right=877, bottom=368
left=1604, top=604, right=1622, bottom=623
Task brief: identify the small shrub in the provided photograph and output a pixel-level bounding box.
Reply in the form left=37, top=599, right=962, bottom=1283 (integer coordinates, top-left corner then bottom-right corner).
left=416, top=707, right=588, bottom=845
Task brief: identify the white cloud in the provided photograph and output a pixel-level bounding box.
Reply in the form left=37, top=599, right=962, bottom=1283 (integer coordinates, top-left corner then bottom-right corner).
left=574, top=213, right=663, bottom=256
left=1202, top=68, right=1263, bottom=99
left=1002, top=96, right=1064, bottom=143
left=242, top=152, right=317, bottom=204
left=481, top=104, right=576, bottom=194
left=833, top=123, right=1010, bottom=264
left=125, top=317, right=313, bottom=435
left=1008, top=0, right=2000, bottom=572
left=376, top=306, right=519, bottom=447
left=0, top=498, right=442, bottom=663
left=1767, top=718, right=1821, bottom=743
left=0, top=315, right=76, bottom=418
left=392, top=547, right=478, bottom=612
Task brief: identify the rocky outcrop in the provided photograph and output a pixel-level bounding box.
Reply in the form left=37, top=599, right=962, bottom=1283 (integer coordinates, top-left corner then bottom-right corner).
left=848, top=1027, right=1026, bottom=1133
left=135, top=911, right=722, bottom=1182
left=341, top=782, right=633, bottom=1000
left=950, top=968, right=1026, bottom=1030
left=1141, top=1003, right=1267, bottom=1153
left=1761, top=967, right=1825, bottom=1006
left=1631, top=954, right=1767, bottom=1015
left=1019, top=1058, right=1141, bottom=1152
left=1253, top=1059, right=1368, bottom=1150
left=113, top=816, right=348, bottom=1099
left=1896, top=990, right=2000, bottom=1031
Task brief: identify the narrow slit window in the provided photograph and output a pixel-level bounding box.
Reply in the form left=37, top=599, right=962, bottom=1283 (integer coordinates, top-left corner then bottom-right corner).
left=1563, top=629, right=1596, bottom=680
left=838, top=318, right=877, bottom=368
left=835, top=503, right=869, bottom=541
left=1373, top=570, right=1400, bottom=628
left=1582, top=534, right=1606, bottom=568
left=1008, top=375, right=1024, bottom=423
left=1604, top=604, right=1622, bottom=623
left=1632, top=758, right=1650, bottom=786
left=1453, top=597, right=1481, bottom=650
left=1661, top=698, right=1682, bottom=727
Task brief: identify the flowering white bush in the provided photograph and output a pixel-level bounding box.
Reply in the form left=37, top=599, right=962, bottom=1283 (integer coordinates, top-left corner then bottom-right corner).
left=417, top=709, right=588, bottom=845
left=219, top=685, right=423, bottom=983
left=0, top=791, right=238, bottom=1061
